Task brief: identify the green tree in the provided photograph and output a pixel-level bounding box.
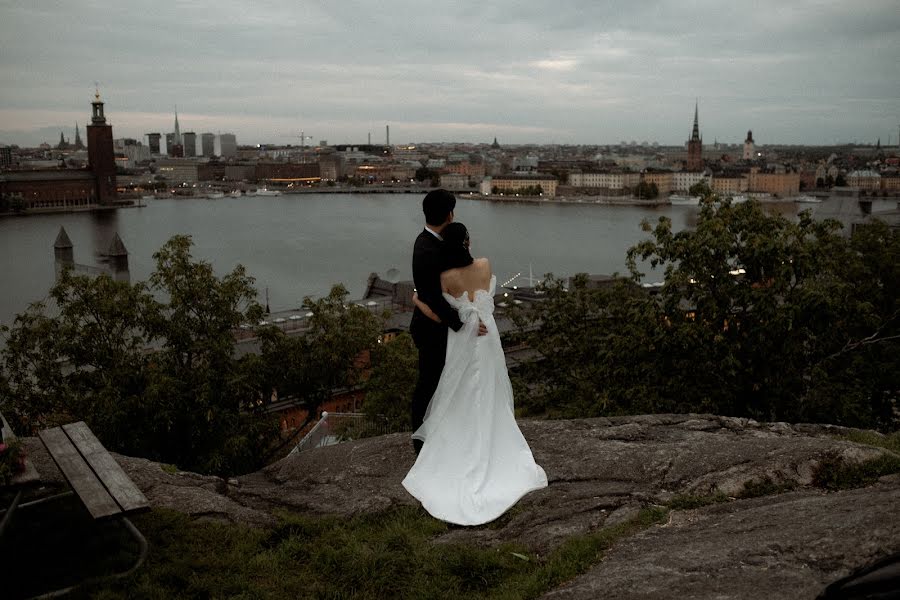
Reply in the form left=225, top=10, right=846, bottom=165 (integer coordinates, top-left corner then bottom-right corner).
left=511, top=199, right=899, bottom=430
left=362, top=332, right=418, bottom=431
left=509, top=275, right=663, bottom=418
left=1, top=236, right=280, bottom=475
left=248, top=285, right=383, bottom=435
left=635, top=181, right=659, bottom=199
left=688, top=180, right=713, bottom=198
left=415, top=167, right=438, bottom=183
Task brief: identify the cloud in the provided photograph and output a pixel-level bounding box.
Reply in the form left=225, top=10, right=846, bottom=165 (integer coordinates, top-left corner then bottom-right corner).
left=1, top=0, right=898, bottom=146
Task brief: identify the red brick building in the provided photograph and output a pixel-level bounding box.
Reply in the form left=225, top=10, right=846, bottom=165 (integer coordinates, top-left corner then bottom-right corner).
left=0, top=92, right=119, bottom=211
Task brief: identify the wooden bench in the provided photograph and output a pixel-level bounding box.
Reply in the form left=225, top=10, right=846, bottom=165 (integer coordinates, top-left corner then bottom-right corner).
left=39, top=422, right=150, bottom=520
left=30, top=421, right=151, bottom=594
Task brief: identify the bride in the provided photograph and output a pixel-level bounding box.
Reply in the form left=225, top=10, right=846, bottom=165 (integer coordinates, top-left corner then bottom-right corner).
left=402, top=222, right=547, bottom=526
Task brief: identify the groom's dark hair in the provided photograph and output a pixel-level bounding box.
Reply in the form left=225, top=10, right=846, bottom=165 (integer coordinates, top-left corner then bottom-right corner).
left=423, top=189, right=456, bottom=226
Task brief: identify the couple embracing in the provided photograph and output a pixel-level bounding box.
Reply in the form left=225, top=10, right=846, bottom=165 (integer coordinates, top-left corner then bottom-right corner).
left=401, top=189, right=547, bottom=526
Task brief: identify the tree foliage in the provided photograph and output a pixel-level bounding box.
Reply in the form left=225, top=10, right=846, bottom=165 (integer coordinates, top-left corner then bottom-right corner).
left=634, top=181, right=659, bottom=199
left=362, top=332, right=418, bottom=432
left=512, top=196, right=899, bottom=430
left=247, top=285, right=383, bottom=434
left=0, top=236, right=382, bottom=475
left=688, top=180, right=712, bottom=198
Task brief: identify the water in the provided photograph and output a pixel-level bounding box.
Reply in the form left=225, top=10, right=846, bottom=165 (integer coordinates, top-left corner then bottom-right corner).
left=0, top=193, right=802, bottom=327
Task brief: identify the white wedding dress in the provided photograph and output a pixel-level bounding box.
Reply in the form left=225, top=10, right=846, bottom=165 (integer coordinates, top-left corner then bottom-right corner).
left=402, top=275, right=548, bottom=526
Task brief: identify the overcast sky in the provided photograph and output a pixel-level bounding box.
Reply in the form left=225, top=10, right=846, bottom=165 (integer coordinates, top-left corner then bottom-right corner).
left=1, top=0, right=898, bottom=148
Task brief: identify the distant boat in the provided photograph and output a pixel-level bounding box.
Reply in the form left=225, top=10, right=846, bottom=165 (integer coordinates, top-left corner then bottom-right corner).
left=207, top=191, right=225, bottom=199
left=256, top=188, right=282, bottom=196
left=795, top=195, right=822, bottom=204
left=229, top=190, right=242, bottom=198
left=245, top=189, right=257, bottom=197
left=669, top=195, right=699, bottom=206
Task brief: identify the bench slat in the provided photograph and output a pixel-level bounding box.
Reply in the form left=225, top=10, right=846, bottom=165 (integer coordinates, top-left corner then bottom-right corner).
left=62, top=422, right=149, bottom=514
left=39, top=427, right=121, bottom=519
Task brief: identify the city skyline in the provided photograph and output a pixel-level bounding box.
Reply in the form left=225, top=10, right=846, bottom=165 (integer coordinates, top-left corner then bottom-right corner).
left=1, top=0, right=898, bottom=148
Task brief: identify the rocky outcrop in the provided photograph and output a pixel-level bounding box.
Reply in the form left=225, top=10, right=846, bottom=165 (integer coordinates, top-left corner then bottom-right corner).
left=22, top=414, right=900, bottom=598
left=544, top=478, right=900, bottom=600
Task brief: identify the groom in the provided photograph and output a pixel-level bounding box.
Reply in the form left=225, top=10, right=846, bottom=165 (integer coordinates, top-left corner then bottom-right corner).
left=409, top=189, right=465, bottom=455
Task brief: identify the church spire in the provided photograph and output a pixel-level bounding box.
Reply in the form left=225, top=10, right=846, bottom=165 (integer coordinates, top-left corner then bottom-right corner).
left=74, top=122, right=84, bottom=150
left=174, top=106, right=182, bottom=146
left=691, top=100, right=701, bottom=142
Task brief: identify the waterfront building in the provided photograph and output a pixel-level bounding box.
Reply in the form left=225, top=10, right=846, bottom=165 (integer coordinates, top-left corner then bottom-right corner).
left=255, top=161, right=321, bottom=184
left=197, top=161, right=256, bottom=182
left=182, top=132, right=197, bottom=157
left=881, top=174, right=900, bottom=192
left=219, top=133, right=237, bottom=158
left=0, top=146, right=11, bottom=169
left=122, top=143, right=150, bottom=167
left=641, top=170, right=674, bottom=197
left=846, top=170, right=881, bottom=191
left=0, top=91, right=118, bottom=210
left=157, top=159, right=200, bottom=183
left=568, top=171, right=640, bottom=190
left=201, top=133, right=215, bottom=157
left=743, top=130, right=755, bottom=160
left=488, top=174, right=558, bottom=197
left=392, top=146, right=427, bottom=162
left=440, top=173, right=469, bottom=189
left=672, top=170, right=710, bottom=193
left=799, top=167, right=818, bottom=191
left=711, top=171, right=749, bottom=195
left=225, top=164, right=255, bottom=181
left=748, top=167, right=801, bottom=197
left=317, top=154, right=343, bottom=181
left=146, top=132, right=161, bottom=155
left=115, top=138, right=151, bottom=167
left=443, top=160, right=485, bottom=181
left=686, top=102, right=703, bottom=171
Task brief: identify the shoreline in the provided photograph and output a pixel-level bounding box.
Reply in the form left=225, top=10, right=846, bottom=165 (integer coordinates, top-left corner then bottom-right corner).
left=3, top=188, right=896, bottom=217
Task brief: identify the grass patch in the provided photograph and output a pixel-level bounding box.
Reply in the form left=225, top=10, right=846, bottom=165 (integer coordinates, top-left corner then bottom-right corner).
left=736, top=477, right=798, bottom=499
left=812, top=451, right=900, bottom=491
left=1, top=502, right=669, bottom=599
left=0, top=493, right=142, bottom=599
left=837, top=430, right=900, bottom=455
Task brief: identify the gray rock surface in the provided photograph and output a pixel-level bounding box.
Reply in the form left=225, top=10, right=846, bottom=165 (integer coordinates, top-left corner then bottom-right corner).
left=543, top=479, right=900, bottom=600
left=21, top=414, right=900, bottom=598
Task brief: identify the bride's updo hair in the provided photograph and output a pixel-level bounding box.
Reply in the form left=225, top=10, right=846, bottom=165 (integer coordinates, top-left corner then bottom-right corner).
left=442, top=222, right=474, bottom=269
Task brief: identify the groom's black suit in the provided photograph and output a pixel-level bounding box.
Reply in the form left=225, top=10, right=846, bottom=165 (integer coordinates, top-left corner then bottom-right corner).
left=410, top=229, right=463, bottom=452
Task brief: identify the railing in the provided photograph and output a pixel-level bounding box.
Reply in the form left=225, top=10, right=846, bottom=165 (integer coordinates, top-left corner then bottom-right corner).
left=289, top=411, right=398, bottom=454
